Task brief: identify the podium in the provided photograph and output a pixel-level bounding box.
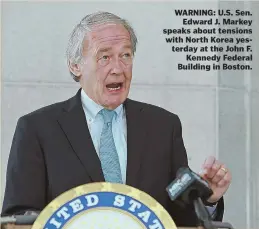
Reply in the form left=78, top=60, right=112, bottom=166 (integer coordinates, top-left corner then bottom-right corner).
left=0, top=183, right=234, bottom=229
left=2, top=225, right=202, bottom=229
left=2, top=225, right=31, bottom=229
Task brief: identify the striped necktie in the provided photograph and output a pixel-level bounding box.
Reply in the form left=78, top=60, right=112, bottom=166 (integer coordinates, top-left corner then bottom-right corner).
left=99, top=109, right=123, bottom=183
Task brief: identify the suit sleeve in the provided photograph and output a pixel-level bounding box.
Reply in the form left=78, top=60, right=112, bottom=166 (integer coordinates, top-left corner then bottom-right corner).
left=167, top=115, right=224, bottom=226
left=1, top=116, right=47, bottom=216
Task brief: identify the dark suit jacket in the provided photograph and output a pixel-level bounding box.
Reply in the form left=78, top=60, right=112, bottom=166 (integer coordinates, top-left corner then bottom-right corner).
left=2, top=89, right=224, bottom=226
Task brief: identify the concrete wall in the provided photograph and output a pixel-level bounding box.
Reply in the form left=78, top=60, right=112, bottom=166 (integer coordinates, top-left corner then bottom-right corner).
left=250, top=1, right=259, bottom=228
left=1, top=1, right=258, bottom=228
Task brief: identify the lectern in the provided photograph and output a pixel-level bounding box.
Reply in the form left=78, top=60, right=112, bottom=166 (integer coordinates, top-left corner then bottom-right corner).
left=2, top=225, right=32, bottom=229
left=2, top=225, right=204, bottom=229
left=1, top=183, right=234, bottom=229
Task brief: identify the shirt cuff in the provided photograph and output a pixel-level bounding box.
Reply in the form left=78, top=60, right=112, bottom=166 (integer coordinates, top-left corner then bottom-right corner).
left=206, top=203, right=218, bottom=219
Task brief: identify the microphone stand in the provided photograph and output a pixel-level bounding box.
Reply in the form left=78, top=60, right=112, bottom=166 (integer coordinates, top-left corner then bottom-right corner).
left=193, top=197, right=234, bottom=229
left=193, top=197, right=215, bottom=229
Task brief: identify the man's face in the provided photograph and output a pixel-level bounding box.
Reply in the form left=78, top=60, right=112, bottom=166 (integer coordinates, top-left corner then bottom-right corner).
left=76, top=23, right=133, bottom=110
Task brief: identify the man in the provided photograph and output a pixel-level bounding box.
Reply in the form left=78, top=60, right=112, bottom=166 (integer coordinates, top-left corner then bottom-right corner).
left=2, top=12, right=231, bottom=226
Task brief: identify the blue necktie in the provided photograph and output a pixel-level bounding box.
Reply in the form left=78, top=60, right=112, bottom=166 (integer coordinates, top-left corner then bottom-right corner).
left=99, top=109, right=123, bottom=183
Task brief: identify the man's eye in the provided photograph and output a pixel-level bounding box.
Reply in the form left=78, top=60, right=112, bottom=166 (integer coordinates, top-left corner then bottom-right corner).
left=102, top=55, right=109, bottom=60
left=123, top=53, right=131, bottom=58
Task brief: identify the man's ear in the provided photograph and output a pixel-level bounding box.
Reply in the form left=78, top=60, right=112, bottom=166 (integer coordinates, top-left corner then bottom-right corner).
left=68, top=61, right=82, bottom=78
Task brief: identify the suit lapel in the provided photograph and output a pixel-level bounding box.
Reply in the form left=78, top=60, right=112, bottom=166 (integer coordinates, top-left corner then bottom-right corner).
left=57, top=89, right=105, bottom=182
left=125, top=99, right=148, bottom=187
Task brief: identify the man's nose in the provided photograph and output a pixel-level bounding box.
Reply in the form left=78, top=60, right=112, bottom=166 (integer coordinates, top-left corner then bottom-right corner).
left=110, top=58, right=124, bottom=75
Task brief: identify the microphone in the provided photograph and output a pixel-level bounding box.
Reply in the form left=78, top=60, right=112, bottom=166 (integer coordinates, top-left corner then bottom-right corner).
left=1, top=212, right=39, bottom=225
left=166, top=167, right=213, bottom=205
left=166, top=167, right=234, bottom=229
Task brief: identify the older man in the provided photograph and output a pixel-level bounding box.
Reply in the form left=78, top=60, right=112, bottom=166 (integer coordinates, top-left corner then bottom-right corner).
left=2, top=12, right=231, bottom=226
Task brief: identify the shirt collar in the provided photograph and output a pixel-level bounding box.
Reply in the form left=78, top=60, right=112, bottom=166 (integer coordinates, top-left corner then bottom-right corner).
left=81, top=89, right=124, bottom=120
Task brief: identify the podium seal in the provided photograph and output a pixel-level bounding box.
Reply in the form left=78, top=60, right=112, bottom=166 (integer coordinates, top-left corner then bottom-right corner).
left=32, top=182, right=176, bottom=229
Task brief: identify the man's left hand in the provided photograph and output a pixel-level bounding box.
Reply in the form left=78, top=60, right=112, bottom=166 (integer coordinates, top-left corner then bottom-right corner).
left=199, top=156, right=232, bottom=203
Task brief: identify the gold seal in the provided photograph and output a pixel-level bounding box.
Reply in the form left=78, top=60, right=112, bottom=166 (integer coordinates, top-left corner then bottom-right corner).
left=32, top=182, right=177, bottom=229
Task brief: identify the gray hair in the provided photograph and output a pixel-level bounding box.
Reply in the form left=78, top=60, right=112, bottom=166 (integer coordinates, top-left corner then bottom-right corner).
left=66, top=11, right=138, bottom=82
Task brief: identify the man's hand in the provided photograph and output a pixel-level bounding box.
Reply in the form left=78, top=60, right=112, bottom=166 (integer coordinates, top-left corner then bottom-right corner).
left=199, top=156, right=232, bottom=203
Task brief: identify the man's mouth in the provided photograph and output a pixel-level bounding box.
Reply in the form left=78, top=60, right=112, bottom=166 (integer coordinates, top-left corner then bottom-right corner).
left=106, top=82, right=123, bottom=92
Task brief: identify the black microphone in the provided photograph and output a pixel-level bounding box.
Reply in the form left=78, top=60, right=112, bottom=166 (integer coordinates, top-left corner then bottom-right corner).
left=166, top=167, right=234, bottom=229
left=166, top=167, right=213, bottom=205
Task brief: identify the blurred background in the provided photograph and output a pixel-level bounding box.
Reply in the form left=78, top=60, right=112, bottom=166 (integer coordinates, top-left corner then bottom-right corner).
left=1, top=1, right=258, bottom=228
